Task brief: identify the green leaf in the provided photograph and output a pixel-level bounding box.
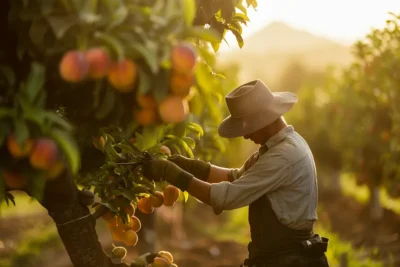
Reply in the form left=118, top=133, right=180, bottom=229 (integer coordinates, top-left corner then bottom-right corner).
left=183, top=191, right=189, bottom=203
left=28, top=171, right=46, bottom=202
left=231, top=28, right=244, bottom=48
left=5, top=192, right=16, bottom=206
left=142, top=125, right=165, bottom=151
left=25, top=62, right=46, bottom=106
left=182, top=0, right=196, bottom=26
left=137, top=69, right=151, bottom=95
left=14, top=119, right=29, bottom=146
left=186, top=122, right=204, bottom=136
left=44, top=112, right=74, bottom=132
left=130, top=42, right=159, bottom=74
left=29, top=18, right=49, bottom=47
left=183, top=27, right=221, bottom=44
left=0, top=65, right=16, bottom=88
left=134, top=132, right=145, bottom=151
left=50, top=129, right=81, bottom=174
left=46, top=15, right=77, bottom=39
left=0, top=108, right=14, bottom=119
left=95, top=88, right=116, bottom=120
left=183, top=136, right=196, bottom=149
left=108, top=6, right=128, bottom=29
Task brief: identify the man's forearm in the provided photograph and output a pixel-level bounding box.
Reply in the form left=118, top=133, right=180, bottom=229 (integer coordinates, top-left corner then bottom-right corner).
left=207, top=165, right=232, bottom=183
left=186, top=177, right=212, bottom=205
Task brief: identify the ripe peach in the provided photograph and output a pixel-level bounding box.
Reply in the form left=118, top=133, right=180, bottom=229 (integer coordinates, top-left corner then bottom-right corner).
left=85, top=48, right=110, bottom=79
left=158, top=251, right=173, bottom=264
left=137, top=94, right=157, bottom=109
left=123, top=230, right=138, bottom=246
left=2, top=171, right=26, bottom=190
left=137, top=197, right=154, bottom=214
left=149, top=191, right=164, bottom=208
left=59, top=50, right=89, bottom=82
left=169, top=71, right=194, bottom=97
left=171, top=43, right=197, bottom=73
left=152, top=256, right=170, bottom=267
left=107, top=216, right=118, bottom=229
left=117, top=216, right=134, bottom=231
left=130, top=216, right=141, bottom=232
left=163, top=185, right=180, bottom=206
left=134, top=108, right=157, bottom=126
left=7, top=135, right=33, bottom=159
left=29, top=138, right=59, bottom=170
left=158, top=96, right=189, bottom=124
left=112, top=227, right=126, bottom=242
left=159, top=145, right=171, bottom=156
left=103, top=210, right=116, bottom=221
left=108, top=59, right=137, bottom=93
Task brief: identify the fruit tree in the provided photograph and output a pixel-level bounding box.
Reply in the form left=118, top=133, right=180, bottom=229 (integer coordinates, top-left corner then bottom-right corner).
left=0, top=0, right=258, bottom=266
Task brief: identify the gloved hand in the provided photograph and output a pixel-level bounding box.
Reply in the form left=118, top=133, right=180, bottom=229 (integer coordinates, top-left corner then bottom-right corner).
left=142, top=159, right=194, bottom=191
left=167, top=154, right=211, bottom=181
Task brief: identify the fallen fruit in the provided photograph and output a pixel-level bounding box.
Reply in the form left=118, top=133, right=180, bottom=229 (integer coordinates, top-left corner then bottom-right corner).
left=163, top=185, right=180, bottom=206
left=59, top=50, right=89, bottom=82
left=108, top=59, right=137, bottom=93
left=123, top=230, right=138, bottom=246
left=158, top=96, right=189, bottom=124
left=29, top=138, right=59, bottom=170
left=149, top=191, right=164, bottom=208
left=7, top=135, right=33, bottom=159
left=112, top=246, right=127, bottom=259
left=85, top=47, right=110, bottom=79
left=137, top=197, right=154, bottom=214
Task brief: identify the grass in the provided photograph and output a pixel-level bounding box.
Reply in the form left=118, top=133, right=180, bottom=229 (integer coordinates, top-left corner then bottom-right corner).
left=0, top=191, right=46, bottom=218
left=201, top=207, right=385, bottom=267
left=340, top=173, right=400, bottom=215
left=0, top=224, right=61, bottom=267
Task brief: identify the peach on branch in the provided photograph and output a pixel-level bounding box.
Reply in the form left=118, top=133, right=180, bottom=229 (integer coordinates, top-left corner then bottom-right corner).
left=159, top=145, right=171, bottom=156
left=123, top=230, right=138, bottom=246
left=171, top=43, right=197, bottom=73
left=112, top=247, right=127, bottom=260
left=85, top=47, right=110, bottom=79
left=137, top=196, right=154, bottom=214
left=158, top=251, right=173, bottom=264
left=2, top=170, right=26, bottom=190
left=130, top=216, right=141, bottom=232
left=59, top=50, right=89, bottom=83
left=158, top=96, right=189, bottom=124
left=125, top=204, right=135, bottom=216
left=29, top=138, right=59, bottom=170
left=152, top=257, right=170, bottom=267
left=163, top=185, right=180, bottom=206
left=134, top=108, right=157, bottom=126
left=149, top=191, right=164, bottom=208
left=169, top=71, right=194, bottom=98
left=108, top=59, right=137, bottom=93
left=137, top=94, right=157, bottom=109
left=7, top=134, right=33, bottom=159
left=92, top=136, right=105, bottom=152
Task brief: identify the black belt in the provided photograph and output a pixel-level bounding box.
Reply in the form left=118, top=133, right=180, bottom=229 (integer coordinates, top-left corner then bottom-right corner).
left=241, top=235, right=329, bottom=267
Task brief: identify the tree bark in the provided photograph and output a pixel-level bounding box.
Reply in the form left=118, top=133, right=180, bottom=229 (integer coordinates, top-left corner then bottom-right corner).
left=37, top=171, right=129, bottom=267
left=369, top=185, right=383, bottom=221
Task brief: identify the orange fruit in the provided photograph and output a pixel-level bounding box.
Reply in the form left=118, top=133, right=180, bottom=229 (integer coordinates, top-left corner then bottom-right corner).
left=123, top=230, right=138, bottom=246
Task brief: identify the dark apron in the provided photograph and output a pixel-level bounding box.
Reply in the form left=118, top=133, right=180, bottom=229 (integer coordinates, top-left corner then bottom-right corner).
left=242, top=195, right=329, bottom=267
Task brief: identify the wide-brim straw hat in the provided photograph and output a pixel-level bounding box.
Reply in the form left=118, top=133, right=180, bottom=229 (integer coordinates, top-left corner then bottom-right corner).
left=218, top=79, right=298, bottom=138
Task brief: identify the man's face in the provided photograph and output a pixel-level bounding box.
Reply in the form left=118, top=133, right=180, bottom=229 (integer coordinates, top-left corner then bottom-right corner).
left=243, top=129, right=266, bottom=145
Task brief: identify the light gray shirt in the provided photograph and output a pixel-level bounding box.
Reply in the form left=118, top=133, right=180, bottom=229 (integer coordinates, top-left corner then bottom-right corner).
left=210, top=126, right=318, bottom=230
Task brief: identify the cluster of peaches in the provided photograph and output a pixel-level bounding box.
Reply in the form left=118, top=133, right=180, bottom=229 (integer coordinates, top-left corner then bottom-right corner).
left=112, top=246, right=178, bottom=267
left=59, top=42, right=197, bottom=127
left=3, top=135, right=65, bottom=189
left=101, top=185, right=180, bottom=248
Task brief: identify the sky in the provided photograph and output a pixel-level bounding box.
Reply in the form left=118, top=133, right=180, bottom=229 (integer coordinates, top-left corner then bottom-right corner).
left=219, top=0, right=400, bottom=51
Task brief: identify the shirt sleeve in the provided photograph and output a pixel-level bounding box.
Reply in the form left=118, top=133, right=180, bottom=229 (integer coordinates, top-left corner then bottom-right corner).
left=210, top=152, right=290, bottom=215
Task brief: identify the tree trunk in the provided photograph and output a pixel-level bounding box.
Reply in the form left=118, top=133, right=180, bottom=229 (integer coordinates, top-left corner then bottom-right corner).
left=37, top=171, right=129, bottom=267
left=369, top=185, right=383, bottom=221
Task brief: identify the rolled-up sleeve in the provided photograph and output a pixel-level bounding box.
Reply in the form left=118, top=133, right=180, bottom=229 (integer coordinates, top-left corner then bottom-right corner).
left=210, top=153, right=290, bottom=215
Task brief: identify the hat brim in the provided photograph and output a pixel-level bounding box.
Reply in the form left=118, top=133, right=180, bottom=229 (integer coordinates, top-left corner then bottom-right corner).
left=218, top=92, right=297, bottom=138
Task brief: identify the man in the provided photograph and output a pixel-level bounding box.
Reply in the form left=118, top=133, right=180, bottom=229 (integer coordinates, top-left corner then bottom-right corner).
left=142, top=79, right=330, bottom=267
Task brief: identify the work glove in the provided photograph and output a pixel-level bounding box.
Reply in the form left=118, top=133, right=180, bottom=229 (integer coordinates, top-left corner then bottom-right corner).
left=167, top=154, right=211, bottom=181
left=142, top=159, right=194, bottom=191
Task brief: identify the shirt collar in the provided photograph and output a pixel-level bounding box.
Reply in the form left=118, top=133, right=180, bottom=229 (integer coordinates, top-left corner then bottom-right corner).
left=264, top=125, right=294, bottom=150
